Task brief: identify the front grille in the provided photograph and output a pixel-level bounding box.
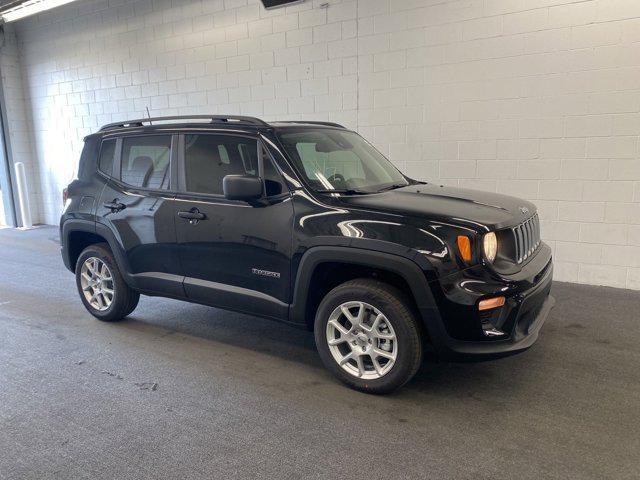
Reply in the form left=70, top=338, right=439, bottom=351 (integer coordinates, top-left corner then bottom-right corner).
left=512, top=213, right=540, bottom=264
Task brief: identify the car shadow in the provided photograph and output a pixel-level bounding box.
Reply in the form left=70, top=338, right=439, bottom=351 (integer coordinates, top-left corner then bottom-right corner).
left=116, top=297, right=535, bottom=397
left=119, top=299, right=322, bottom=367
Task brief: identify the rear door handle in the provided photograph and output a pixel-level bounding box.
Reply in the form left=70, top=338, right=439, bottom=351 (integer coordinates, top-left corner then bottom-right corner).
left=177, top=208, right=206, bottom=224
left=103, top=200, right=126, bottom=212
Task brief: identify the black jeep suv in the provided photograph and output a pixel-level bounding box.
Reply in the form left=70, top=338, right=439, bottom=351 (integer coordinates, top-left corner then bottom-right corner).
left=61, top=115, right=554, bottom=393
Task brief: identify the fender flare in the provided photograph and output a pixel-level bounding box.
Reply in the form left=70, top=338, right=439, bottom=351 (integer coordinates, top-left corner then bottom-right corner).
left=288, top=246, right=442, bottom=335
left=61, top=219, right=95, bottom=271
left=61, top=219, right=134, bottom=288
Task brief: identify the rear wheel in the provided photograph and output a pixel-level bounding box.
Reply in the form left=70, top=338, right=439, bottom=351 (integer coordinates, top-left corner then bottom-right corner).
left=314, top=279, right=422, bottom=394
left=75, top=243, right=139, bottom=322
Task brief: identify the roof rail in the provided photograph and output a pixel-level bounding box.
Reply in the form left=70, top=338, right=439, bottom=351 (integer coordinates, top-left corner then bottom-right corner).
left=99, top=115, right=270, bottom=131
left=275, top=120, right=346, bottom=129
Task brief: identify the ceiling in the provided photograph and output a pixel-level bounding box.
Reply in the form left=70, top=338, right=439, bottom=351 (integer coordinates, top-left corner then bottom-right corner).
left=0, top=1, right=26, bottom=12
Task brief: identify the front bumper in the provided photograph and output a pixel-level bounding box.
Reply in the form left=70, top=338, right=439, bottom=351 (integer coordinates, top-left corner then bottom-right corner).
left=426, top=243, right=555, bottom=360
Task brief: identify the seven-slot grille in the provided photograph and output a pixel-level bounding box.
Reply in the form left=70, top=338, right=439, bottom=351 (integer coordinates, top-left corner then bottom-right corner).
left=512, top=213, right=540, bottom=264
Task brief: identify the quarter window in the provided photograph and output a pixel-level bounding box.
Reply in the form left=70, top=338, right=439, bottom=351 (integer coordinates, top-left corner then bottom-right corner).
left=98, top=139, right=116, bottom=176
left=121, top=136, right=172, bottom=190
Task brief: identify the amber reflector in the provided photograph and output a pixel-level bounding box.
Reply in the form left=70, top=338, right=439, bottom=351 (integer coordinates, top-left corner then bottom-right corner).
left=478, top=296, right=506, bottom=311
left=457, top=235, right=472, bottom=262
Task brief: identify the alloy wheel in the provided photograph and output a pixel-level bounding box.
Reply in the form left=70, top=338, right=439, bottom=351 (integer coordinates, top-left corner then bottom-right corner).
left=80, top=257, right=114, bottom=311
left=326, top=301, right=398, bottom=380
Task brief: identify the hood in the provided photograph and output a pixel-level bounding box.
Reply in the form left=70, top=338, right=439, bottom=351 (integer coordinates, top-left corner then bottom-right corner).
left=330, top=184, right=536, bottom=231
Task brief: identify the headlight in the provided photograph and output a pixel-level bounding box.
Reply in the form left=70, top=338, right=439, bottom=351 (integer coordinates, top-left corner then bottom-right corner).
left=483, top=232, right=497, bottom=262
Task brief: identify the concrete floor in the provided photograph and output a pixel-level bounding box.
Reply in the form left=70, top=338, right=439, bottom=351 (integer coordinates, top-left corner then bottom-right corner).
left=0, top=226, right=639, bottom=480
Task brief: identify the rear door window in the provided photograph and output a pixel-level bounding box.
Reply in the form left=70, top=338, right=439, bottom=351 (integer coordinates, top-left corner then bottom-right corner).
left=120, top=136, right=172, bottom=190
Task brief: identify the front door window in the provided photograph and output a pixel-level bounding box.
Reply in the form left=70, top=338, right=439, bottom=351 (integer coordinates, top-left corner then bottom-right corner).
left=184, top=134, right=258, bottom=195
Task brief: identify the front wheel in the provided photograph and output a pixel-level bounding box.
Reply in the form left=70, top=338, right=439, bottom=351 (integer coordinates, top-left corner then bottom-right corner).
left=314, top=279, right=423, bottom=394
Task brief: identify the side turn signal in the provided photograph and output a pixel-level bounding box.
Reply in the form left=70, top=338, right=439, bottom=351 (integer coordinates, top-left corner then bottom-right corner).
left=478, top=296, right=506, bottom=311
left=457, top=235, right=472, bottom=262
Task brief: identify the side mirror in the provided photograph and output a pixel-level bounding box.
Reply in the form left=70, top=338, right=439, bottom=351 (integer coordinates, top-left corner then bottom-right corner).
left=223, top=175, right=263, bottom=201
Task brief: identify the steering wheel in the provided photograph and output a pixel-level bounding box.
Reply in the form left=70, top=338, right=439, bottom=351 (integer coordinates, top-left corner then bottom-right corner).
left=327, top=173, right=346, bottom=186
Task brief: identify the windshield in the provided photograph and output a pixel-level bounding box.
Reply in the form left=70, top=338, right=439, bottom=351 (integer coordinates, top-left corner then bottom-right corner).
left=277, top=128, right=409, bottom=193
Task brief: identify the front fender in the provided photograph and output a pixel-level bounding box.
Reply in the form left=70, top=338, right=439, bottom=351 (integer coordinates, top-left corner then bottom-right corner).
left=288, top=246, right=443, bottom=339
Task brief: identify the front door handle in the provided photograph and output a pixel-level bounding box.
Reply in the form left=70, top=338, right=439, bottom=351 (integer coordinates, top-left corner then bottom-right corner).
left=178, top=208, right=206, bottom=224
left=103, top=200, right=126, bottom=212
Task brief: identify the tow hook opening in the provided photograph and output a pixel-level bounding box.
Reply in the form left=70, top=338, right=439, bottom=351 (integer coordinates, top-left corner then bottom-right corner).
left=479, top=296, right=507, bottom=337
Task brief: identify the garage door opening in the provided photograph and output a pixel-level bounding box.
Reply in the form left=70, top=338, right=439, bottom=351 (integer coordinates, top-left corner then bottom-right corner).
left=0, top=82, right=16, bottom=227
left=0, top=192, right=6, bottom=226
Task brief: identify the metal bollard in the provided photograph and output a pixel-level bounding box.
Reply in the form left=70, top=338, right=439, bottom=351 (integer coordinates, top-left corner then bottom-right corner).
left=14, top=162, right=32, bottom=229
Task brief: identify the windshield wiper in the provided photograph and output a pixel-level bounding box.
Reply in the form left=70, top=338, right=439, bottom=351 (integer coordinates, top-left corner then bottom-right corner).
left=376, top=183, right=408, bottom=193
left=316, top=189, right=369, bottom=195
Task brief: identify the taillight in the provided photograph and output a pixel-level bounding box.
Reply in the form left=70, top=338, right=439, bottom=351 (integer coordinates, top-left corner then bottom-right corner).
left=63, top=188, right=68, bottom=205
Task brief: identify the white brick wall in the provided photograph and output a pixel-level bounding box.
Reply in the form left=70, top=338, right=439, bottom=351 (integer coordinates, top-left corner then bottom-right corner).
left=3, top=0, right=640, bottom=289
left=0, top=24, right=41, bottom=223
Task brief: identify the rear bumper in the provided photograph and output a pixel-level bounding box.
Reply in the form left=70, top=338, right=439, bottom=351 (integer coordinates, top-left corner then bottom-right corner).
left=426, top=244, right=555, bottom=360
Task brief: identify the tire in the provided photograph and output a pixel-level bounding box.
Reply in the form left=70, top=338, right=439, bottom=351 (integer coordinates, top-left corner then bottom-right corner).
left=314, top=279, right=422, bottom=394
left=75, top=243, right=140, bottom=322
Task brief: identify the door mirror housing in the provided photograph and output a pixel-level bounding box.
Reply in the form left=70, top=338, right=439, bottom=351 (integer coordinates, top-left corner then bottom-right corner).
left=223, top=175, right=263, bottom=201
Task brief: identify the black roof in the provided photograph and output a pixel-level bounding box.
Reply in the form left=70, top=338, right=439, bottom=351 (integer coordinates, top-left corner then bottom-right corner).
left=98, top=115, right=346, bottom=134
